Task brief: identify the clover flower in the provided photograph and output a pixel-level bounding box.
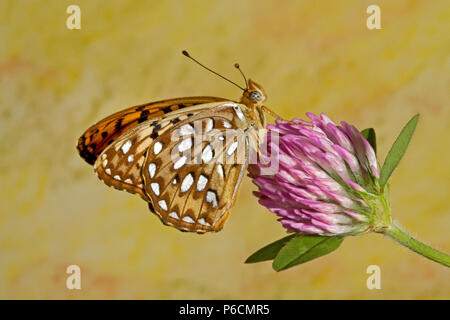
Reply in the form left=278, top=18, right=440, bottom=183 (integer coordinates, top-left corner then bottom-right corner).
left=250, top=113, right=385, bottom=236
left=246, top=113, right=449, bottom=271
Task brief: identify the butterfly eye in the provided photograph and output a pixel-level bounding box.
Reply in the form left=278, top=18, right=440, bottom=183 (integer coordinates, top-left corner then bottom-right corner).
left=250, top=91, right=262, bottom=101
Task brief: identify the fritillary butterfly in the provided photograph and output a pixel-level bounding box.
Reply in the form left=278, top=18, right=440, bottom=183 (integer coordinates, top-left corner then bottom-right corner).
left=77, top=51, right=283, bottom=233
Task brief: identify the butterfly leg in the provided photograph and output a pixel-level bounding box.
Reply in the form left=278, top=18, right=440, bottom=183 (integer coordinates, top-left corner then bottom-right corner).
left=262, top=105, right=286, bottom=121
left=262, top=105, right=313, bottom=127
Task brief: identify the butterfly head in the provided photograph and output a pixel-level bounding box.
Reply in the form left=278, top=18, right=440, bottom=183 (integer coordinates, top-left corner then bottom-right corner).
left=241, top=79, right=267, bottom=106
left=239, top=79, right=268, bottom=129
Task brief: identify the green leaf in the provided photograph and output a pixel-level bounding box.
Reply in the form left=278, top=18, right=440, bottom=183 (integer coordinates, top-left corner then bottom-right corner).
left=245, top=234, right=296, bottom=264
left=361, top=128, right=377, bottom=154
left=272, top=235, right=344, bottom=272
left=379, top=114, right=420, bottom=187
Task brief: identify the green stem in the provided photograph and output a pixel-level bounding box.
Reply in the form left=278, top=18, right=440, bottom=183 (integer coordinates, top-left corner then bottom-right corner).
left=383, top=223, right=450, bottom=267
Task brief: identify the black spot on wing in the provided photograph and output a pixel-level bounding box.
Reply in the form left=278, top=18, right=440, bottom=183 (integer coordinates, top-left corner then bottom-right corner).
left=161, top=105, right=173, bottom=113
left=115, top=118, right=123, bottom=131
left=150, top=131, right=158, bottom=139
left=77, top=137, right=97, bottom=165
left=138, top=110, right=150, bottom=123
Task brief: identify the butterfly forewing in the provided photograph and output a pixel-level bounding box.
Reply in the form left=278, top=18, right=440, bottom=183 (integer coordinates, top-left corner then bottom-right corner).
left=141, top=102, right=252, bottom=233
left=78, top=96, right=227, bottom=165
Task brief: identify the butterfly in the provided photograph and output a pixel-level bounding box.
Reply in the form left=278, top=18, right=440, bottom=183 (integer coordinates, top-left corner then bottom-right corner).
left=77, top=51, right=283, bottom=234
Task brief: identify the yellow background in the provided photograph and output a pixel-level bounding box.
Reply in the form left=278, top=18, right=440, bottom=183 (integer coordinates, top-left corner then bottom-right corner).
left=1, top=0, right=449, bottom=299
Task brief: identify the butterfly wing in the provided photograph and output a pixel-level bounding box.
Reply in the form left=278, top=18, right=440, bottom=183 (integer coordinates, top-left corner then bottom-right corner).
left=141, top=102, right=254, bottom=233
left=78, top=96, right=227, bottom=165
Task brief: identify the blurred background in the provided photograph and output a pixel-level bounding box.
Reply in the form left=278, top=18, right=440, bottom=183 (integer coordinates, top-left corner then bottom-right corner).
left=0, top=0, right=449, bottom=299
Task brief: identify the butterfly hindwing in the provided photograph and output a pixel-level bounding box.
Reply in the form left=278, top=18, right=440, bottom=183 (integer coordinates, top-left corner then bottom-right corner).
left=141, top=102, right=252, bottom=233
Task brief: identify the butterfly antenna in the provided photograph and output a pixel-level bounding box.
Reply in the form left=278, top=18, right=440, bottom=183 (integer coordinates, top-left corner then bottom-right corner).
left=182, top=50, right=245, bottom=91
left=234, top=63, right=248, bottom=90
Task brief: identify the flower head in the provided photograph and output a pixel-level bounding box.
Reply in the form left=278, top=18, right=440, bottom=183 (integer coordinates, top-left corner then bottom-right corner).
left=249, top=113, right=387, bottom=236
